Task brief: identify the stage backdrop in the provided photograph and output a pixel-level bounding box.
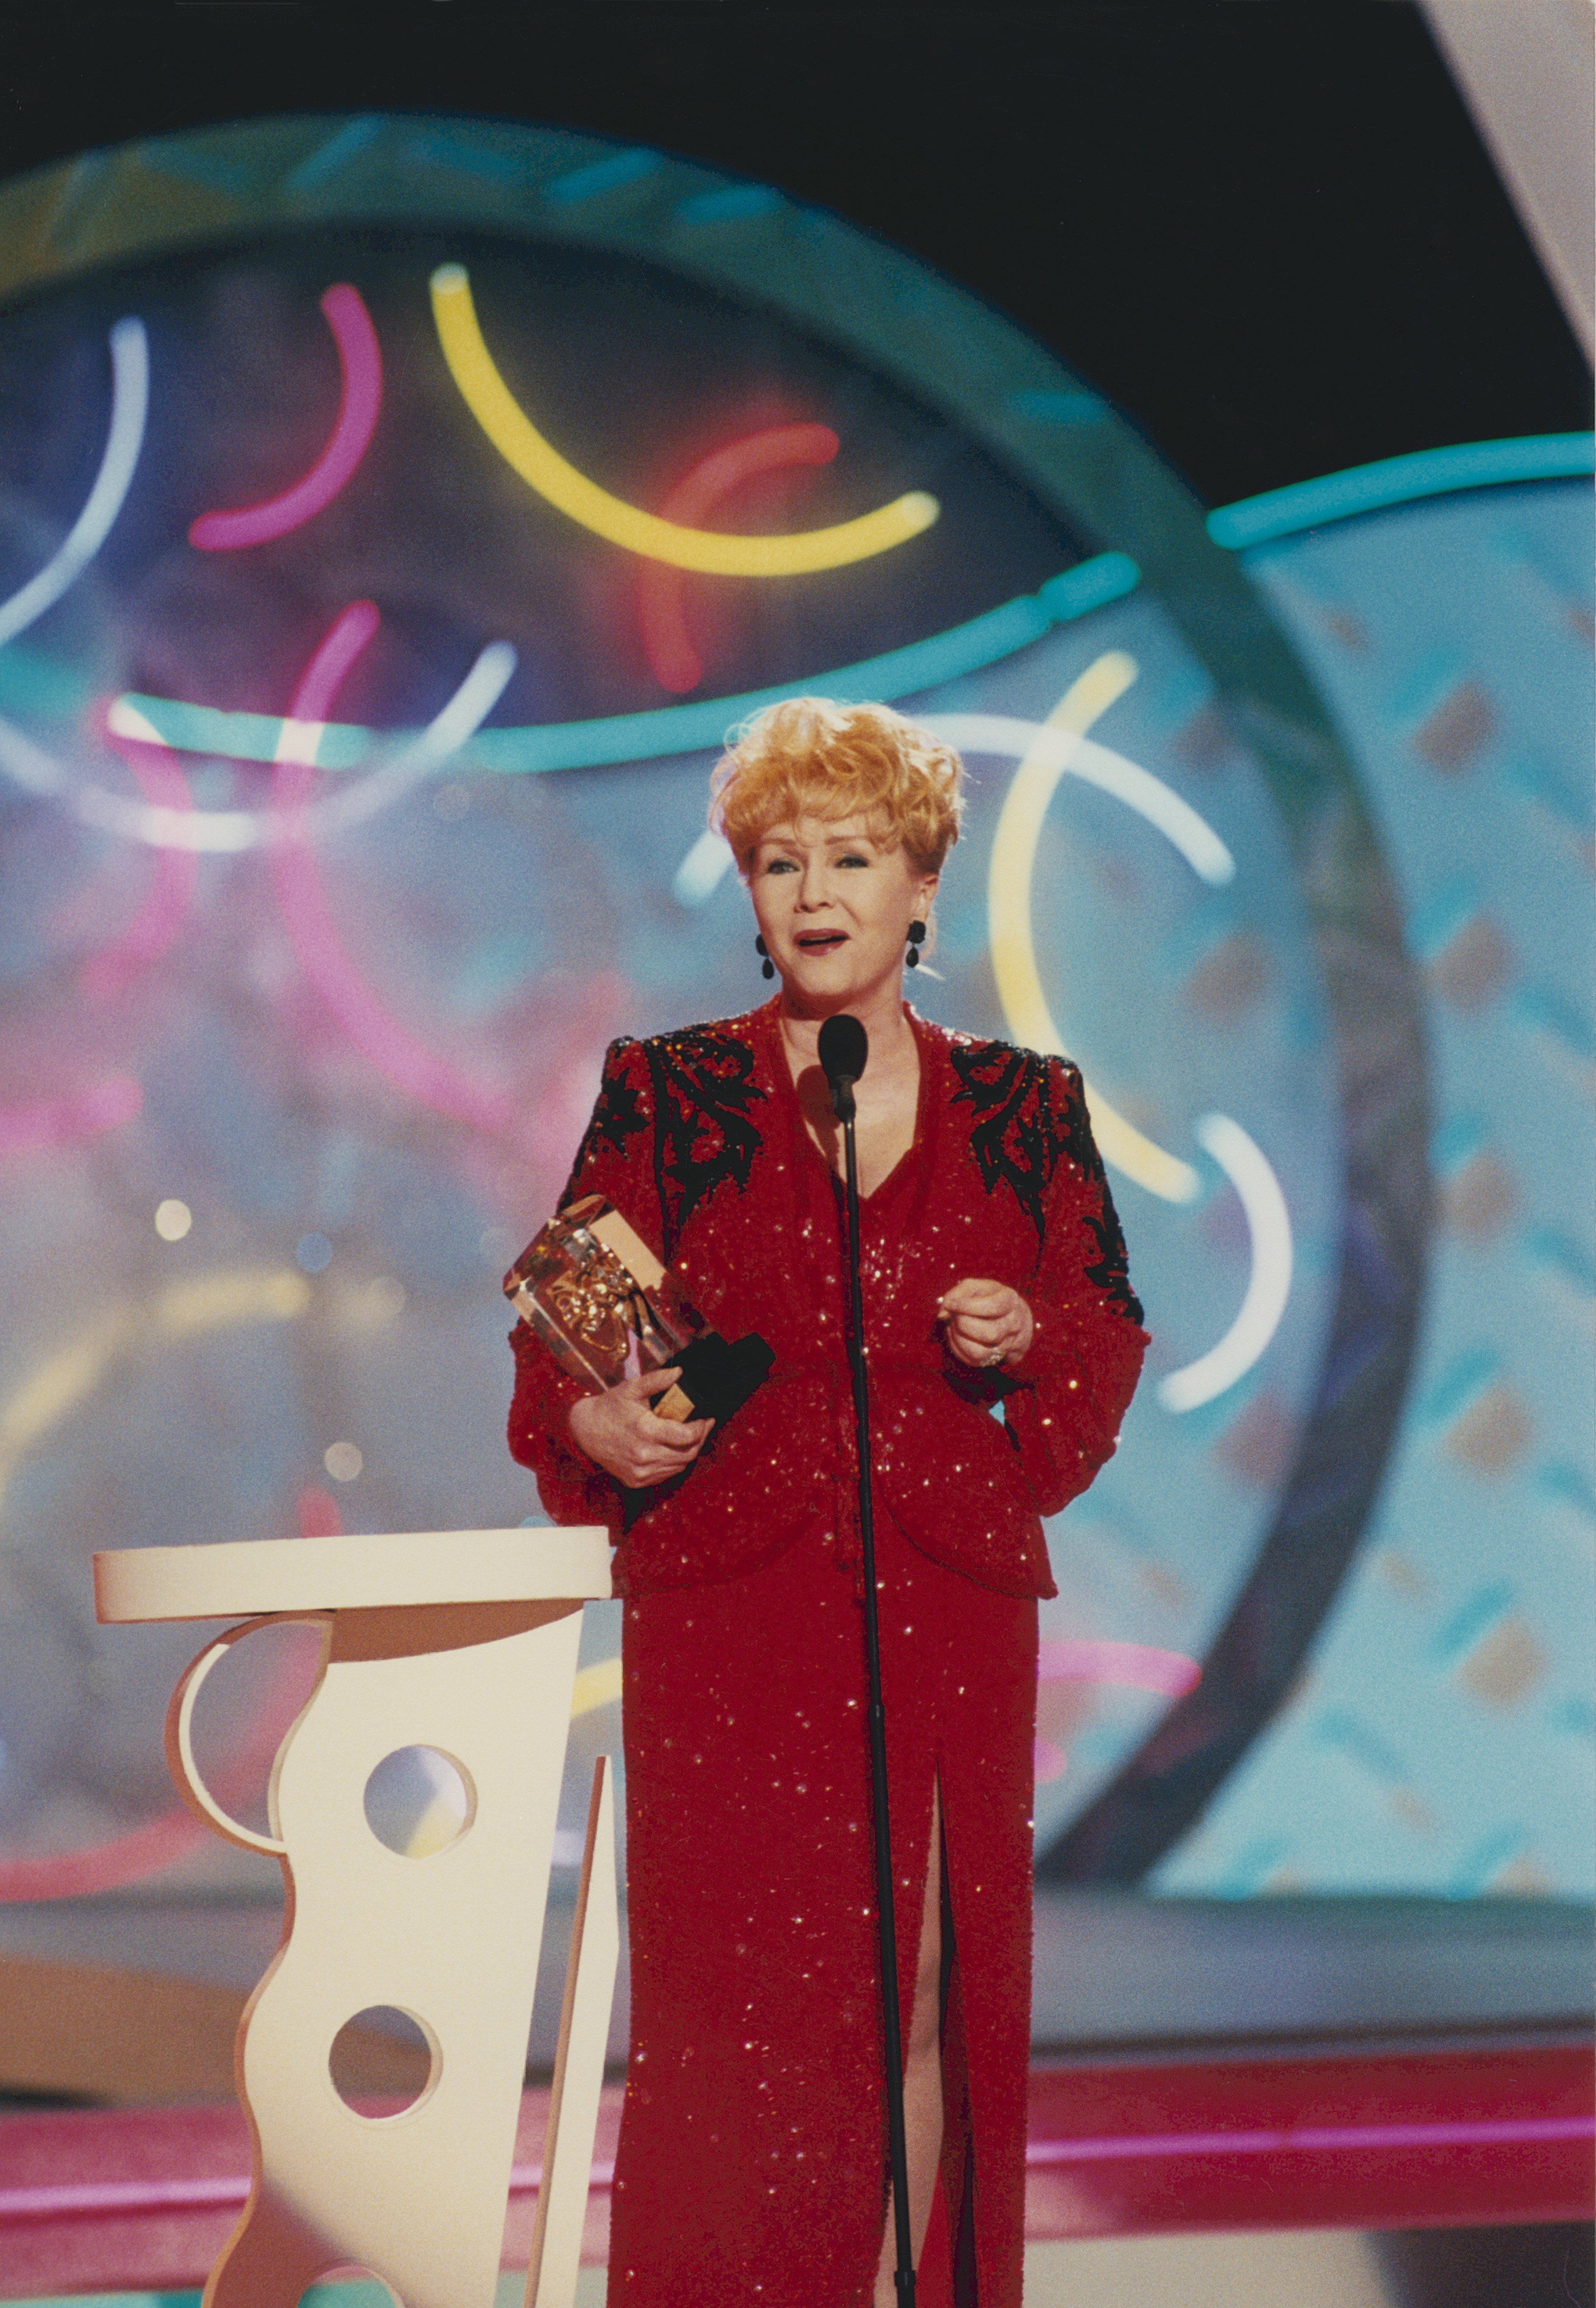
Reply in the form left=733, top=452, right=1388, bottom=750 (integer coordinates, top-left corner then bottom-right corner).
left=0, top=116, right=1588, bottom=1906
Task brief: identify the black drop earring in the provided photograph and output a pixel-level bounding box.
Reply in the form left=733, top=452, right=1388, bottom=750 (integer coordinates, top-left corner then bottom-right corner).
left=756, top=934, right=775, bottom=981
left=905, top=920, right=927, bottom=969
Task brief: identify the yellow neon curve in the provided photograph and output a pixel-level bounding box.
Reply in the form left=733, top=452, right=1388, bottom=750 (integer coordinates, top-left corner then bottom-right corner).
left=571, top=1654, right=624, bottom=1719
left=430, top=265, right=940, bottom=575
left=0, top=1268, right=311, bottom=1528
left=987, top=652, right=1201, bottom=1205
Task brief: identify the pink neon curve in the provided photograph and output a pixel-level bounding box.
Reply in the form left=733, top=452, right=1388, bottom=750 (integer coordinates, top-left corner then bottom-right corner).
left=270, top=603, right=513, bottom=1133
left=80, top=724, right=199, bottom=1000
left=639, top=424, right=840, bottom=693
left=4, top=2111, right=1589, bottom=2223
left=0, top=1617, right=322, bottom=1904
left=283, top=594, right=382, bottom=723
left=188, top=284, right=383, bottom=551
left=0, top=1074, right=142, bottom=1157
left=296, top=1485, right=346, bottom=1539
left=1038, top=1641, right=1201, bottom=1697
left=1025, top=2113, right=1596, bottom=2164
left=0, top=1499, right=342, bottom=1902
left=1034, top=1643, right=1199, bottom=1783
left=0, top=1807, right=208, bottom=1903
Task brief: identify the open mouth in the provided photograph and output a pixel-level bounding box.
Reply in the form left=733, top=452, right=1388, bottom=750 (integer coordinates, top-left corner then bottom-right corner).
left=795, top=931, right=847, bottom=953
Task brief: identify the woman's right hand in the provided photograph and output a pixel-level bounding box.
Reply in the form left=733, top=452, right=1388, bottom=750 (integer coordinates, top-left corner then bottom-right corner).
left=567, top=1368, right=714, bottom=1489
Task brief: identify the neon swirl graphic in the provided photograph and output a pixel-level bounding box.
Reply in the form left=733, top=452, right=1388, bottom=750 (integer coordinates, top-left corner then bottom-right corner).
left=1158, top=1114, right=1294, bottom=1413
left=0, top=627, right=515, bottom=866
left=1207, top=430, right=1596, bottom=549
left=640, top=424, right=840, bottom=691
left=80, top=726, right=198, bottom=997
left=0, top=318, right=147, bottom=649
left=0, top=1266, right=311, bottom=1899
left=303, top=642, right=521, bottom=841
left=0, top=1075, right=142, bottom=1156
left=1032, top=1639, right=1201, bottom=1783
left=430, top=265, right=939, bottom=575
left=0, top=1808, right=209, bottom=1902
left=1038, top=1641, right=1201, bottom=1696
left=0, top=1631, right=317, bottom=1902
left=944, top=706, right=1237, bottom=889
left=280, top=595, right=381, bottom=727
left=0, top=692, right=152, bottom=1144
left=0, top=1655, right=319, bottom=1902
left=188, top=285, right=382, bottom=550
left=958, top=670, right=1293, bottom=1398
left=0, top=1268, right=310, bottom=1531
left=939, top=665, right=1213, bottom=1205
left=0, top=698, right=257, bottom=853
left=673, top=828, right=736, bottom=908
left=106, top=552, right=1141, bottom=781
left=270, top=604, right=517, bottom=1131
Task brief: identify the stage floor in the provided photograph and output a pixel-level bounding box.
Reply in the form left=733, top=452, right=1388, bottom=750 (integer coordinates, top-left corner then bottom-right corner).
left=2, top=1890, right=1589, bottom=2305
left=0, top=2235, right=1395, bottom=2308
left=12, top=2224, right=1596, bottom=2308
left=2, top=2043, right=1589, bottom=2303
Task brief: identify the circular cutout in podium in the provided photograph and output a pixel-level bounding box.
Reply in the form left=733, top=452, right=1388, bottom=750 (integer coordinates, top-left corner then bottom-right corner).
left=297, top=2272, right=403, bottom=2308
left=328, top=2004, right=439, bottom=2117
left=363, top=1743, right=476, bottom=1858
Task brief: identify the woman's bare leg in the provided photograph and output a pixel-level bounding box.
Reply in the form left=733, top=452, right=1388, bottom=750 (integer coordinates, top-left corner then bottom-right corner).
left=872, top=1783, right=945, bottom=2306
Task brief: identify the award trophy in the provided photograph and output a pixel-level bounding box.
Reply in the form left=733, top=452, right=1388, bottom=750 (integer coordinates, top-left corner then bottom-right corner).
left=504, top=1194, right=773, bottom=1429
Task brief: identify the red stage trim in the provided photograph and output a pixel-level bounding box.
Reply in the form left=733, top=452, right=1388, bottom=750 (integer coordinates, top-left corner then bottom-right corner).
left=0, top=2047, right=1588, bottom=2294
left=1024, top=2045, right=1593, bottom=2239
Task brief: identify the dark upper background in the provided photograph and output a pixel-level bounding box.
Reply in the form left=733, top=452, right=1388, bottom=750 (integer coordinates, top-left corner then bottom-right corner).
left=0, top=1, right=1588, bottom=511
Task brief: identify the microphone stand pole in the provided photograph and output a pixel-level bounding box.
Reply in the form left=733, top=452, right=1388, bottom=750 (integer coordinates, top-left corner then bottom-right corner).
left=834, top=1075, right=917, bottom=2307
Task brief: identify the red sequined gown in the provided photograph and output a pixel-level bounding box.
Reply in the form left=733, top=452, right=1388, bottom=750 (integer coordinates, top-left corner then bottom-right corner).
left=508, top=1000, right=1146, bottom=2308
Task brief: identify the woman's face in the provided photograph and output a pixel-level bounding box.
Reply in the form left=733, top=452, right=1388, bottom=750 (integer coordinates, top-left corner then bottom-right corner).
left=749, top=812, right=938, bottom=1014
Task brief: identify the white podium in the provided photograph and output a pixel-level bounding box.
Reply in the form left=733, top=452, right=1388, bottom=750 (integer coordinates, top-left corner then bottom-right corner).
left=95, top=1526, right=616, bottom=2308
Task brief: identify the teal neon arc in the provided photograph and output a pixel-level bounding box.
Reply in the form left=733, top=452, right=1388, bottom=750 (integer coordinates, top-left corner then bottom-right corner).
left=107, top=552, right=1142, bottom=777
left=1206, top=433, right=1595, bottom=550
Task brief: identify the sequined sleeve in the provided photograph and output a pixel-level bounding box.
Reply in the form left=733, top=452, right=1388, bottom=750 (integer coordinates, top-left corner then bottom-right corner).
left=1001, top=1057, right=1149, bottom=1519
left=506, top=1036, right=658, bottom=1530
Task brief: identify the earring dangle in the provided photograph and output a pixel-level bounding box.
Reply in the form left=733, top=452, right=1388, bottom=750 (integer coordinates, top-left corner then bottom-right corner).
left=756, top=935, right=775, bottom=981
left=905, top=920, right=926, bottom=969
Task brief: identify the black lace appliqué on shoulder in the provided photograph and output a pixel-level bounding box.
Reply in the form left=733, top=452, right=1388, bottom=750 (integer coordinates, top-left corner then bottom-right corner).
left=949, top=1039, right=1143, bottom=1323
left=949, top=1040, right=1066, bottom=1238
left=1080, top=1184, right=1142, bottom=1326
left=564, top=1040, right=651, bottom=1197
left=644, top=1024, right=767, bottom=1259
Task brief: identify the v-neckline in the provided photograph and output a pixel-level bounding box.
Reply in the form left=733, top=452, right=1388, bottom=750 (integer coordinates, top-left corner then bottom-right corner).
left=762, top=999, right=933, bottom=1208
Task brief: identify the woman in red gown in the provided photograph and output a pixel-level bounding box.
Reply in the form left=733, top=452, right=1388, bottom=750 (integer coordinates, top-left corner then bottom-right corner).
left=509, top=700, right=1146, bottom=2308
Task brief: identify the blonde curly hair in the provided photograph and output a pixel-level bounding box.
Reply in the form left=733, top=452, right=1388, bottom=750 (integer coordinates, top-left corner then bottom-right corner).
left=709, top=698, right=963, bottom=877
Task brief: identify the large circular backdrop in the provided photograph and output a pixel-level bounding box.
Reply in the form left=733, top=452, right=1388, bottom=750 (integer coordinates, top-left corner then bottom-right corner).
left=0, top=116, right=1586, bottom=1905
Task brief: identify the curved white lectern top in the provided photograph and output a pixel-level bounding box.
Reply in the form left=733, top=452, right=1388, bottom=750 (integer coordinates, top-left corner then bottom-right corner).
left=94, top=1524, right=613, bottom=1622
left=91, top=1523, right=618, bottom=2308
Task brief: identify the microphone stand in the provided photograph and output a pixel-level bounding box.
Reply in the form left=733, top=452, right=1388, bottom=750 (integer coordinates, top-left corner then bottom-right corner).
left=830, top=1065, right=917, bottom=2308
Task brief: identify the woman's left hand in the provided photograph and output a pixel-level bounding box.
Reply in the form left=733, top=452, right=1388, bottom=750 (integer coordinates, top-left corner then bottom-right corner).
left=937, top=1278, right=1035, bottom=1369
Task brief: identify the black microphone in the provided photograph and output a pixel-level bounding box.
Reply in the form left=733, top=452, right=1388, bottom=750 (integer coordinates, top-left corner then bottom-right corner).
left=817, top=1012, right=868, bottom=1123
